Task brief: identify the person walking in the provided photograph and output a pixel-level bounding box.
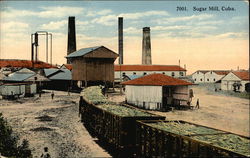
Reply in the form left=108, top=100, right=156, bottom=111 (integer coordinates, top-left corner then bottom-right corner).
left=195, top=98, right=200, bottom=109
left=51, top=91, right=54, bottom=100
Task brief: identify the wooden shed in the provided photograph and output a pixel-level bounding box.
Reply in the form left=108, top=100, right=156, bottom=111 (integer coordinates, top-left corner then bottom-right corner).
left=121, top=73, right=193, bottom=111
left=66, top=46, right=118, bottom=86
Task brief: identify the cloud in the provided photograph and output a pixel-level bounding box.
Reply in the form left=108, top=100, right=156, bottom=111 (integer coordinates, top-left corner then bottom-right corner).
left=154, top=14, right=213, bottom=24
left=38, top=6, right=84, bottom=18
left=151, top=25, right=191, bottom=31
left=119, top=10, right=169, bottom=20
left=91, top=10, right=169, bottom=26
left=91, top=15, right=117, bottom=26
left=1, top=6, right=84, bottom=19
left=40, top=20, right=67, bottom=30
left=86, top=9, right=112, bottom=17
left=215, top=32, right=248, bottom=39
left=124, top=27, right=140, bottom=34
left=1, top=21, right=29, bottom=33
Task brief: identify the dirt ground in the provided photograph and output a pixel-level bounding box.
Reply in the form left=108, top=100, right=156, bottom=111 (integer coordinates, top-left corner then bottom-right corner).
left=109, top=85, right=250, bottom=137
left=0, top=90, right=110, bottom=158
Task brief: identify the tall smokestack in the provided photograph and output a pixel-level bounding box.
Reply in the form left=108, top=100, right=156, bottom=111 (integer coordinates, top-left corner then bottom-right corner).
left=142, top=27, right=152, bottom=65
left=118, top=17, right=123, bottom=64
left=67, top=16, right=76, bottom=64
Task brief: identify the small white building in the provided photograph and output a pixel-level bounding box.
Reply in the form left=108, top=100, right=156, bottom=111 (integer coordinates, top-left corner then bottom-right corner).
left=221, top=71, right=250, bottom=92
left=121, top=73, right=193, bottom=111
left=192, top=70, right=230, bottom=83
left=115, top=65, right=186, bottom=82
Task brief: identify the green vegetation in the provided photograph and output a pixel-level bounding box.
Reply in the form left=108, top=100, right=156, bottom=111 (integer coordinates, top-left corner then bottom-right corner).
left=82, top=86, right=111, bottom=104
left=148, top=121, right=250, bottom=156
left=192, top=134, right=250, bottom=156
left=148, top=121, right=226, bottom=136
left=98, top=104, right=153, bottom=117
left=0, top=113, right=32, bottom=158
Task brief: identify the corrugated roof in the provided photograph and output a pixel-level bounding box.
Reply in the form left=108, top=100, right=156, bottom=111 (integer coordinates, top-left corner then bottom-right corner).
left=4, top=73, right=35, bottom=81
left=213, top=71, right=230, bottom=75
left=66, top=46, right=101, bottom=58
left=44, top=68, right=60, bottom=77
left=115, top=65, right=186, bottom=71
left=48, top=69, right=72, bottom=80
left=0, top=59, right=56, bottom=69
left=233, top=71, right=249, bottom=81
left=121, top=73, right=193, bottom=86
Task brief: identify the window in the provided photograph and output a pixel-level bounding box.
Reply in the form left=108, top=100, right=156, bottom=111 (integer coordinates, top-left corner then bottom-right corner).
left=122, top=72, right=126, bottom=76
left=214, top=78, right=216, bottom=81
left=197, top=72, right=199, bottom=74
left=211, top=71, right=212, bottom=74
left=207, top=79, right=209, bottom=81
left=194, top=78, right=196, bottom=81
left=162, top=72, right=165, bottom=74
left=171, top=72, right=175, bottom=77
left=143, top=72, right=147, bottom=75
left=179, top=72, right=184, bottom=76
left=133, top=72, right=136, bottom=75
left=200, top=79, right=202, bottom=81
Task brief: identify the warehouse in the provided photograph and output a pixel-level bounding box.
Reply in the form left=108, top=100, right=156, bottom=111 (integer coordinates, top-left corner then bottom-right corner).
left=66, top=46, right=118, bottom=87
left=192, top=70, right=230, bottom=83
left=221, top=71, right=250, bottom=92
left=115, top=65, right=186, bottom=82
left=121, top=73, right=193, bottom=111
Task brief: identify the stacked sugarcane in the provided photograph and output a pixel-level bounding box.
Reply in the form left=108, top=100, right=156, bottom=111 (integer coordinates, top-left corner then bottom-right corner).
left=81, top=86, right=111, bottom=104
left=98, top=104, right=153, bottom=117
left=148, top=121, right=250, bottom=156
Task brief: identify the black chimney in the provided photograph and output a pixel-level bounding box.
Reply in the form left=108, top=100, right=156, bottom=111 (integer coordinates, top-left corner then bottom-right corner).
left=118, top=17, right=123, bottom=65
left=67, top=16, right=76, bottom=64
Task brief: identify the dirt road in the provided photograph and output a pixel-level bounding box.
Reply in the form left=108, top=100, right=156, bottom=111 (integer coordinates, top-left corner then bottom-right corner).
left=0, top=90, right=110, bottom=158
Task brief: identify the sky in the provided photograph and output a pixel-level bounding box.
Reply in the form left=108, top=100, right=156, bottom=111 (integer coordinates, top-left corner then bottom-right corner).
left=0, top=1, right=249, bottom=74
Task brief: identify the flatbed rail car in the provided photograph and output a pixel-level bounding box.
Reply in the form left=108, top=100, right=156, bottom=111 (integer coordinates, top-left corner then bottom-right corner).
left=136, top=120, right=250, bottom=158
left=79, top=87, right=165, bottom=156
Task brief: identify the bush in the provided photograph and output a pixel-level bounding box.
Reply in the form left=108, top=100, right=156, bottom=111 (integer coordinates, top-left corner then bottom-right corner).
left=0, top=113, right=32, bottom=158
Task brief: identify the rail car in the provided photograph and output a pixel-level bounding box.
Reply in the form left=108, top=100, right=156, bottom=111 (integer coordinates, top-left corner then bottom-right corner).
left=79, top=86, right=249, bottom=157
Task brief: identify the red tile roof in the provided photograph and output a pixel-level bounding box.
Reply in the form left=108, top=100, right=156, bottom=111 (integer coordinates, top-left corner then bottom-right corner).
left=63, top=64, right=72, bottom=70
left=121, top=73, right=193, bottom=86
left=233, top=71, right=250, bottom=81
left=0, top=59, right=56, bottom=69
left=115, top=65, right=186, bottom=71
left=213, top=71, right=230, bottom=75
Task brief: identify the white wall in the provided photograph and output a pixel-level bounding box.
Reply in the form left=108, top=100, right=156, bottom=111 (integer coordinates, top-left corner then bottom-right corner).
left=115, top=71, right=186, bottom=79
left=221, top=72, right=249, bottom=92
left=192, top=71, right=205, bottom=83
left=0, top=85, right=25, bottom=96
left=204, top=71, right=224, bottom=83
left=125, top=85, right=162, bottom=110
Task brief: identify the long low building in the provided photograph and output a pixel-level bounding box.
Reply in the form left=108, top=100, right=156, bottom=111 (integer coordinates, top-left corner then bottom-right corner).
left=121, top=73, right=193, bottom=111
left=115, top=65, right=186, bottom=82
left=191, top=70, right=230, bottom=83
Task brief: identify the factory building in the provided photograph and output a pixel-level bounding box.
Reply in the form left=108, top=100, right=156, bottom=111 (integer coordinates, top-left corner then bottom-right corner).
left=121, top=73, right=193, bottom=111
left=192, top=70, right=230, bottom=83
left=221, top=71, right=250, bottom=92
left=115, top=65, right=186, bottom=82
left=66, top=46, right=118, bottom=87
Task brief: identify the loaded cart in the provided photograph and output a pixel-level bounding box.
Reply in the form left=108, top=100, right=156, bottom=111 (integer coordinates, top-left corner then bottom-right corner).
left=136, top=120, right=250, bottom=158
left=79, top=86, right=165, bottom=156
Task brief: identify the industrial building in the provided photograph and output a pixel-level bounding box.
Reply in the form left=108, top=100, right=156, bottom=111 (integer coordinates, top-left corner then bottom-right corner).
left=115, top=65, right=186, bottom=82
left=121, top=73, right=193, bottom=111
left=221, top=71, right=250, bottom=92
left=191, top=70, right=230, bottom=83
left=66, top=46, right=118, bottom=87
left=43, top=67, right=73, bottom=91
